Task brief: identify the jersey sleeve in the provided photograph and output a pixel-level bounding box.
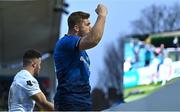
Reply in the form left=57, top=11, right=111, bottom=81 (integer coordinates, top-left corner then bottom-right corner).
left=23, top=79, right=41, bottom=97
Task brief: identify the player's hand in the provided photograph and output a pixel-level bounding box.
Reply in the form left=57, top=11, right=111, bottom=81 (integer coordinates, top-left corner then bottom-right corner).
left=95, top=4, right=108, bottom=17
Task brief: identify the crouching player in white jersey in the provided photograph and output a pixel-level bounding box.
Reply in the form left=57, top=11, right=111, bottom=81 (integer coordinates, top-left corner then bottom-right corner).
left=8, top=49, right=54, bottom=111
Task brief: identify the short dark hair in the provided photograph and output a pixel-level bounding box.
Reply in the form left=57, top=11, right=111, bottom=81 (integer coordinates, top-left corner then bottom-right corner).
left=68, top=11, right=90, bottom=29
left=23, top=49, right=41, bottom=67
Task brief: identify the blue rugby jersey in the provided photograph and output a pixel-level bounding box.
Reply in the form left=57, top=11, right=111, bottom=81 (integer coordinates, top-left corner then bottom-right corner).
left=53, top=35, right=92, bottom=110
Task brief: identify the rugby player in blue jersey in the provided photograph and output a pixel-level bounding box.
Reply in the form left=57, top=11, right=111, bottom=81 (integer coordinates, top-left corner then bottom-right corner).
left=53, top=4, right=107, bottom=111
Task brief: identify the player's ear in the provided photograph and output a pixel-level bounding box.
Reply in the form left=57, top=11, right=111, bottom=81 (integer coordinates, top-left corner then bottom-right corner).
left=74, top=25, right=79, bottom=32
left=32, top=62, right=36, bottom=68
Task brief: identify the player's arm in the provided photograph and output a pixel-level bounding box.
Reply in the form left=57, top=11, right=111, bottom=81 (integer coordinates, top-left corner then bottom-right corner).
left=31, top=92, right=54, bottom=111
left=79, top=4, right=108, bottom=51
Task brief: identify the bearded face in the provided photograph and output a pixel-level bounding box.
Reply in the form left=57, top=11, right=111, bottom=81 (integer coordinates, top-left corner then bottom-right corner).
left=32, top=58, right=41, bottom=77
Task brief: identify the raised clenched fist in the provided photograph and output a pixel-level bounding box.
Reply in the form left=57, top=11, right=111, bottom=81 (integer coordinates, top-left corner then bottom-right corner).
left=95, top=4, right=108, bottom=17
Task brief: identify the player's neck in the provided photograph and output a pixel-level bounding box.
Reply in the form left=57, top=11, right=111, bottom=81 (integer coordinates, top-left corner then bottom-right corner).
left=23, top=66, right=35, bottom=77
left=67, top=30, right=78, bottom=36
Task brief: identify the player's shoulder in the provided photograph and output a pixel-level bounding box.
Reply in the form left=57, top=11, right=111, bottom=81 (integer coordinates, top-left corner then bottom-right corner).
left=15, top=70, right=34, bottom=80
left=60, top=35, right=80, bottom=43
left=14, top=70, right=38, bottom=87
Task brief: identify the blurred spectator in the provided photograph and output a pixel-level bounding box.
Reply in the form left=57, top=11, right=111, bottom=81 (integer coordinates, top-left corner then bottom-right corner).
left=145, top=47, right=151, bottom=66
left=159, top=44, right=165, bottom=64
left=132, top=40, right=140, bottom=63
left=92, top=88, right=109, bottom=110
left=124, top=57, right=132, bottom=72
left=149, top=50, right=161, bottom=84
left=158, top=57, right=172, bottom=86
left=173, top=37, right=179, bottom=61
left=108, top=88, right=124, bottom=107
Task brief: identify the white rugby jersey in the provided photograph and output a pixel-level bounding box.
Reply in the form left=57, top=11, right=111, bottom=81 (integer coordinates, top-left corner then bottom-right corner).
left=8, top=70, right=41, bottom=112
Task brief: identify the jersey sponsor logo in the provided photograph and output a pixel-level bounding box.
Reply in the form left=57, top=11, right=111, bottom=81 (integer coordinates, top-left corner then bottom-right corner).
left=26, top=80, right=33, bottom=86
